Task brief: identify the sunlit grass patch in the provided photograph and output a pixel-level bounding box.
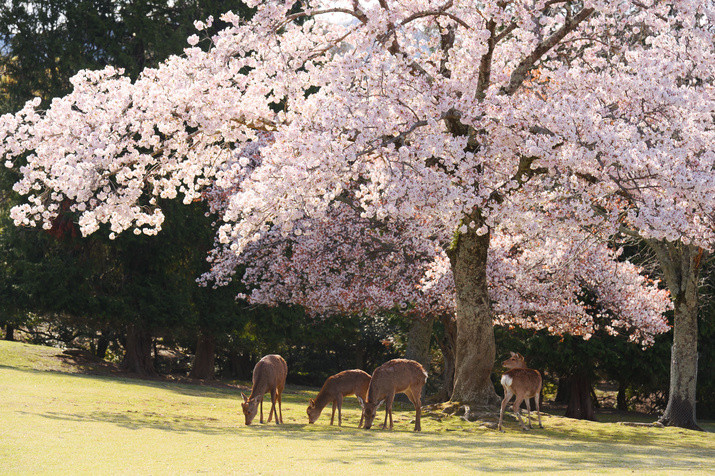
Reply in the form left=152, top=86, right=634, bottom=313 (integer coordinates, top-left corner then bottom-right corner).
left=1, top=340, right=713, bottom=475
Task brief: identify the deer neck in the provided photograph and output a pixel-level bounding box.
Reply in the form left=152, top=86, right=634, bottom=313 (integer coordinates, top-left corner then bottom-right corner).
left=249, top=379, right=270, bottom=400
left=367, top=384, right=385, bottom=404
left=312, top=388, right=333, bottom=411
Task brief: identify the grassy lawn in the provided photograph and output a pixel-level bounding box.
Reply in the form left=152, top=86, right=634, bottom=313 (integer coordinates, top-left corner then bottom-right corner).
left=1, top=340, right=713, bottom=475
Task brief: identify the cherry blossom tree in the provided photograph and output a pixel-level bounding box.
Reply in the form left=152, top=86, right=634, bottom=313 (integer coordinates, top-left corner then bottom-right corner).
left=202, top=163, right=671, bottom=394
left=502, top=4, right=714, bottom=428
left=1, top=1, right=711, bottom=417
left=198, top=138, right=670, bottom=395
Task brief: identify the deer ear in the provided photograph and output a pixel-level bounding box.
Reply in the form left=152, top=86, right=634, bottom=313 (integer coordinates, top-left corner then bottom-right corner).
left=356, top=396, right=365, bottom=409
left=309, top=398, right=315, bottom=405
left=517, top=353, right=524, bottom=359
left=241, top=392, right=247, bottom=402
left=510, top=351, right=518, bottom=357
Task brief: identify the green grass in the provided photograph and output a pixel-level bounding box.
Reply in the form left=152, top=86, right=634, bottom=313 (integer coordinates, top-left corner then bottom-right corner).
left=1, top=340, right=713, bottom=475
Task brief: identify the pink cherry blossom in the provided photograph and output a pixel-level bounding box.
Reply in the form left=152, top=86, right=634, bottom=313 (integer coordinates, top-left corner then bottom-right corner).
left=2, top=1, right=709, bottom=346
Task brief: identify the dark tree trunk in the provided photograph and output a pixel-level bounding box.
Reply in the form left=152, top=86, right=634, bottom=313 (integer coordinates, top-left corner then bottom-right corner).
left=404, top=316, right=434, bottom=374
left=4, top=324, right=15, bottom=341
left=591, top=386, right=601, bottom=409
left=436, top=313, right=457, bottom=401
left=564, top=373, right=596, bottom=420
left=121, top=323, right=156, bottom=376
left=617, top=381, right=628, bottom=411
left=447, top=225, right=500, bottom=406
left=400, top=316, right=434, bottom=401
left=554, top=377, right=569, bottom=404
left=190, top=333, right=216, bottom=380
left=95, top=331, right=111, bottom=359
left=228, top=351, right=253, bottom=380
left=649, top=242, right=704, bottom=430
left=354, top=347, right=365, bottom=371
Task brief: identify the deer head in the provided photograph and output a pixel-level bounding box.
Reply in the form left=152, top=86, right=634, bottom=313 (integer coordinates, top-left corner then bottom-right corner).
left=361, top=399, right=384, bottom=430
left=502, top=352, right=527, bottom=370
left=241, top=392, right=259, bottom=425
left=306, top=398, right=321, bottom=424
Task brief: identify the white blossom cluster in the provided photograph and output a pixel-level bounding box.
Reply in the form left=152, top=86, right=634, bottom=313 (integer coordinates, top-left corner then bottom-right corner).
left=202, top=142, right=671, bottom=344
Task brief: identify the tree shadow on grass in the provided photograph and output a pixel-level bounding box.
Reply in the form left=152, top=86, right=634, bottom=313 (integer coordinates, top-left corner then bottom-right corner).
left=22, top=406, right=713, bottom=473
left=6, top=365, right=713, bottom=473
left=0, top=364, right=250, bottom=400
left=264, top=424, right=713, bottom=473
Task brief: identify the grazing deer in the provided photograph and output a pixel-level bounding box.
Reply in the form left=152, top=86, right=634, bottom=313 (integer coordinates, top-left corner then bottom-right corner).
left=362, top=359, right=427, bottom=432
left=241, top=354, right=287, bottom=425
left=307, top=369, right=371, bottom=427
left=498, top=351, right=543, bottom=431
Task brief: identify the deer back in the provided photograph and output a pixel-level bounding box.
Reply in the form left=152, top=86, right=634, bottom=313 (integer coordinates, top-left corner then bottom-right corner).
left=501, top=368, right=542, bottom=398
left=330, top=369, right=371, bottom=397
left=308, top=369, right=371, bottom=422
left=368, top=359, right=427, bottom=403
left=250, top=354, right=287, bottom=397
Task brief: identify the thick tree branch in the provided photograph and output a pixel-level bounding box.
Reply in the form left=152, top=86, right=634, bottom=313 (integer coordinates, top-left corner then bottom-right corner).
left=276, top=7, right=367, bottom=31
left=400, top=1, right=472, bottom=30
left=501, top=6, right=595, bottom=96
left=476, top=20, right=497, bottom=102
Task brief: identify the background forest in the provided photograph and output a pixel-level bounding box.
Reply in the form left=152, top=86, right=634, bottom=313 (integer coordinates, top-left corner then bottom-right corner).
left=0, top=0, right=712, bottom=424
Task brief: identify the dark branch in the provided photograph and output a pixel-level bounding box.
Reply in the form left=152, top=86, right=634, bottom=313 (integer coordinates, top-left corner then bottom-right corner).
left=501, top=6, right=595, bottom=96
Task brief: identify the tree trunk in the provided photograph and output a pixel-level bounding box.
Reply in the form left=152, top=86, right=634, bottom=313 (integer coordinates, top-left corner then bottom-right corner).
left=404, top=316, right=434, bottom=375
left=554, top=377, right=569, bottom=404
left=400, top=316, right=434, bottom=401
left=447, top=226, right=500, bottom=406
left=617, top=381, right=628, bottom=411
left=649, top=242, right=703, bottom=430
left=591, top=386, right=601, bottom=409
left=354, top=347, right=365, bottom=371
left=4, top=324, right=15, bottom=341
left=228, top=351, right=253, bottom=380
left=436, top=313, right=457, bottom=401
left=190, top=333, right=216, bottom=380
left=95, top=331, right=111, bottom=359
left=121, top=323, right=156, bottom=376
left=564, top=373, right=596, bottom=420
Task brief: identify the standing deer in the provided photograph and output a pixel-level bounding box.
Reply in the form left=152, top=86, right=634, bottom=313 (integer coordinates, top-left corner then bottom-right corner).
left=241, top=354, right=287, bottom=425
left=362, top=359, right=427, bottom=432
left=498, top=351, right=543, bottom=431
left=307, top=369, right=371, bottom=427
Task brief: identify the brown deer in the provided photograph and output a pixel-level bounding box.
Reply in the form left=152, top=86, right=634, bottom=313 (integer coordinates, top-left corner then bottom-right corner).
left=241, top=354, right=287, bottom=425
left=498, top=351, right=543, bottom=431
left=362, top=359, right=427, bottom=432
left=307, top=369, right=371, bottom=427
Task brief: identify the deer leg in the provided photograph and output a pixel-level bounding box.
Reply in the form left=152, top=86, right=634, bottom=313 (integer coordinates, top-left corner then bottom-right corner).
left=407, top=388, right=422, bottom=432
left=337, top=395, right=343, bottom=426
left=270, top=389, right=280, bottom=425
left=260, top=396, right=264, bottom=424
left=383, top=394, right=395, bottom=430
left=277, top=389, right=283, bottom=424
left=358, top=397, right=365, bottom=429
left=266, top=392, right=273, bottom=423
left=513, top=396, right=527, bottom=430
left=330, top=401, right=336, bottom=425
left=498, top=391, right=513, bottom=432
left=535, top=394, right=543, bottom=428
left=525, top=397, right=533, bottom=429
